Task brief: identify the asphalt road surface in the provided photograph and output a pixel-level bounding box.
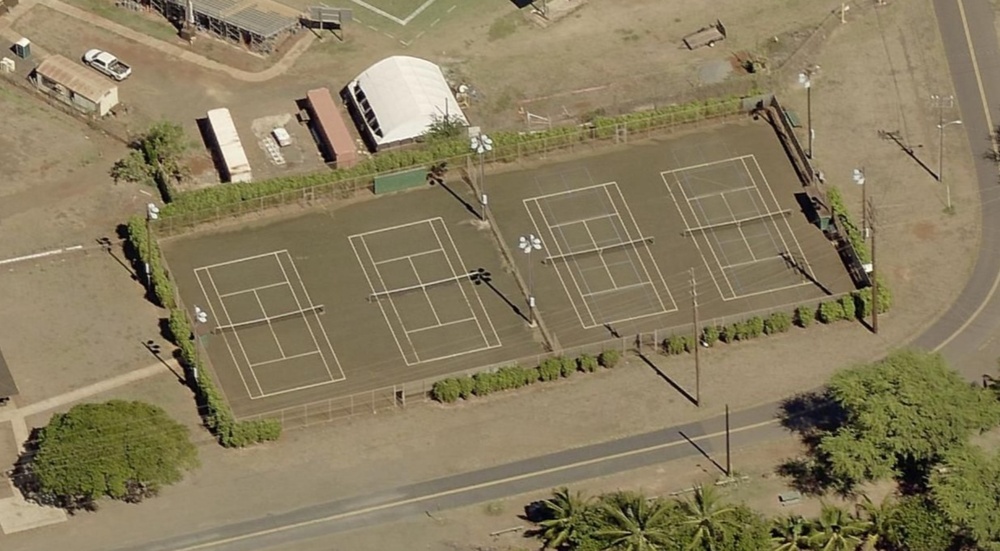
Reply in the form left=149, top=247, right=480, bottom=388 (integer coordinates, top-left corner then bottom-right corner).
left=116, top=2, right=1000, bottom=549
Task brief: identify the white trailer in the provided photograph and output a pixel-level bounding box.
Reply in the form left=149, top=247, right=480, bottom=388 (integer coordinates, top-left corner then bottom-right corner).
left=206, top=107, right=252, bottom=183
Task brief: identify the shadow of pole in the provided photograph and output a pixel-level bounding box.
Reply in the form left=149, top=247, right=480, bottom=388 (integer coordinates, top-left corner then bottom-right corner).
left=438, top=180, right=483, bottom=220
left=678, top=430, right=728, bottom=476
left=878, top=129, right=938, bottom=180
left=637, top=352, right=698, bottom=407
left=485, top=280, right=530, bottom=323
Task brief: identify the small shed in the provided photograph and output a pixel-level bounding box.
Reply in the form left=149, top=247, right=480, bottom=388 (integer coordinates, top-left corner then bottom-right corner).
left=0, top=345, right=19, bottom=406
left=306, top=87, right=358, bottom=169
left=33, top=55, right=119, bottom=117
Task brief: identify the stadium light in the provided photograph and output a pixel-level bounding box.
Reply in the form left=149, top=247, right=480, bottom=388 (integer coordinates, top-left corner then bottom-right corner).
left=144, top=203, right=160, bottom=294
left=518, top=234, right=542, bottom=327
left=471, top=133, right=493, bottom=220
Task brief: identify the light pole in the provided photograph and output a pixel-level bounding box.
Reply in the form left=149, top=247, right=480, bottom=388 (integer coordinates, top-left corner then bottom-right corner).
left=853, top=168, right=867, bottom=239
left=799, top=67, right=819, bottom=159
left=937, top=118, right=962, bottom=211
left=191, top=305, right=208, bottom=384
left=471, top=133, right=493, bottom=220
left=518, top=234, right=542, bottom=327
left=145, top=202, right=160, bottom=293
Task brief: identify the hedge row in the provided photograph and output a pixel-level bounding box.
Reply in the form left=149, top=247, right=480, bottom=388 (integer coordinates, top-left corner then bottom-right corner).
left=826, top=186, right=892, bottom=313
left=159, top=96, right=746, bottom=222
left=662, top=291, right=886, bottom=358
left=431, top=350, right=620, bottom=403
left=126, top=216, right=282, bottom=447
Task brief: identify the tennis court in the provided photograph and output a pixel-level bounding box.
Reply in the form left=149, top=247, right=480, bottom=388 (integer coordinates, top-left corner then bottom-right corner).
left=662, top=154, right=813, bottom=300
left=524, top=177, right=676, bottom=328
left=194, top=250, right=345, bottom=399
left=348, top=217, right=501, bottom=365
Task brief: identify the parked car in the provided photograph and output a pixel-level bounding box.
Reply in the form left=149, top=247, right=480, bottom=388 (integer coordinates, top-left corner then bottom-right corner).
left=82, top=49, right=132, bottom=81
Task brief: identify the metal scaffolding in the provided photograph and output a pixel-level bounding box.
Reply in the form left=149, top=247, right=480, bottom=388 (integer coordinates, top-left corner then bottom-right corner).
left=148, top=0, right=300, bottom=54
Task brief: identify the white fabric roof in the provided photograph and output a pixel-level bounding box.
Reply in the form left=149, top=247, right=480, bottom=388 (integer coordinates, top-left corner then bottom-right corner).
left=352, top=56, right=467, bottom=146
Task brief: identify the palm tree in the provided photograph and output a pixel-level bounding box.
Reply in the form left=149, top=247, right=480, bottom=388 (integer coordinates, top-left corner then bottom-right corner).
left=593, top=491, right=675, bottom=551
left=677, top=484, right=737, bottom=550
left=856, top=494, right=900, bottom=551
left=808, top=503, right=870, bottom=551
left=770, top=515, right=812, bottom=551
left=537, top=487, right=593, bottom=549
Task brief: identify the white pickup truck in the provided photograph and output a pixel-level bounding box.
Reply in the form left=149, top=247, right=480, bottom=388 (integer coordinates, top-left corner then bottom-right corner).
left=82, top=49, right=132, bottom=81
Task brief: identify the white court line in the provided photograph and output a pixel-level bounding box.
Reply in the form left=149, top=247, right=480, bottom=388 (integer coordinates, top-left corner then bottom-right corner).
left=432, top=219, right=498, bottom=350
left=582, top=281, right=654, bottom=298
left=525, top=201, right=591, bottom=329
left=676, top=172, right=738, bottom=298
left=375, top=248, right=442, bottom=266
left=219, top=281, right=288, bottom=298
left=659, top=154, right=754, bottom=176
left=272, top=255, right=332, bottom=386
left=604, top=183, right=677, bottom=314
left=581, top=219, right=618, bottom=287
left=198, top=250, right=289, bottom=271
left=530, top=198, right=599, bottom=328
left=350, top=0, right=435, bottom=25
left=409, top=256, right=442, bottom=325
left=252, top=289, right=287, bottom=359
left=720, top=193, right=757, bottom=261
left=351, top=235, right=419, bottom=364
left=405, top=317, right=478, bottom=335
left=525, top=181, right=621, bottom=202
left=662, top=172, right=727, bottom=301
left=349, top=218, right=440, bottom=237
left=687, top=185, right=756, bottom=201
left=747, top=156, right=816, bottom=279
left=194, top=268, right=255, bottom=399
left=548, top=213, right=617, bottom=230
left=204, top=268, right=265, bottom=397
left=250, top=350, right=321, bottom=368
left=282, top=251, right=345, bottom=382
left=723, top=257, right=784, bottom=270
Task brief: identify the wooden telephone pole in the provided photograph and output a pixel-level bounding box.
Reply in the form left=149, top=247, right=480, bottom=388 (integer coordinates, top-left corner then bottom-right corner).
left=691, top=268, right=701, bottom=407
left=868, top=198, right=879, bottom=334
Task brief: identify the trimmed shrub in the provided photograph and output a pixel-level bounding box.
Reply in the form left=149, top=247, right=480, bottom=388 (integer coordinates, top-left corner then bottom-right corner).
left=598, top=349, right=621, bottom=368
left=839, top=294, right=856, bottom=320
left=682, top=335, right=697, bottom=353
left=457, top=375, right=475, bottom=399
left=745, top=316, right=765, bottom=339
left=472, top=372, right=497, bottom=396
left=431, top=379, right=462, bottom=403
left=559, top=356, right=577, bottom=378
left=818, top=301, right=845, bottom=324
left=795, top=306, right=814, bottom=328
left=719, top=324, right=735, bottom=343
left=665, top=335, right=687, bottom=355
left=764, top=312, right=792, bottom=335
left=495, top=366, right=529, bottom=391
left=702, top=325, right=720, bottom=347
left=579, top=354, right=599, bottom=373
left=732, top=321, right=748, bottom=341
left=539, top=358, right=562, bottom=381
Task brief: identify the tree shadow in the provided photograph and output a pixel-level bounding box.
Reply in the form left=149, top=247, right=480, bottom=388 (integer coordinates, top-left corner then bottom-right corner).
left=775, top=390, right=849, bottom=495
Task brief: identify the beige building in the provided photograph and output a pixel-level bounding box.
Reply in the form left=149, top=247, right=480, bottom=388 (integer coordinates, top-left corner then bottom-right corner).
left=33, top=55, right=119, bottom=117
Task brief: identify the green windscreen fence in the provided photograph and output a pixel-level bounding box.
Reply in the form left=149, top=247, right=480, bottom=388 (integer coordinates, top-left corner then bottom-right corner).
left=374, top=168, right=427, bottom=194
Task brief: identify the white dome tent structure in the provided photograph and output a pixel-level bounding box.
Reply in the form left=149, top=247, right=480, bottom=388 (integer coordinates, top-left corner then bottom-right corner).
left=343, top=56, right=468, bottom=151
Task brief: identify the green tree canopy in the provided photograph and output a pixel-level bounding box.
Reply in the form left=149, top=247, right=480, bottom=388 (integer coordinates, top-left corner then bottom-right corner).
left=891, top=496, right=956, bottom=551
left=29, top=400, right=199, bottom=510
left=818, top=350, right=1000, bottom=487
left=930, top=445, right=1000, bottom=550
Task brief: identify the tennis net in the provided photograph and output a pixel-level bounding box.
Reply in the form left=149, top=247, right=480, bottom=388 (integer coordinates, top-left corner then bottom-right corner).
left=542, top=236, right=654, bottom=264
left=212, top=305, right=325, bottom=334
left=682, top=210, right=791, bottom=235
left=368, top=272, right=472, bottom=302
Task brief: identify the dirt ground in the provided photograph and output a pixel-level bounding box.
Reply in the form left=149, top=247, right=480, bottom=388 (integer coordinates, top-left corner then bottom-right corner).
left=0, top=0, right=984, bottom=549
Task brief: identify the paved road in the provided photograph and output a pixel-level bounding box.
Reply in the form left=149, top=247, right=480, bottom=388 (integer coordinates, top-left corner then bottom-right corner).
left=110, top=2, right=1000, bottom=550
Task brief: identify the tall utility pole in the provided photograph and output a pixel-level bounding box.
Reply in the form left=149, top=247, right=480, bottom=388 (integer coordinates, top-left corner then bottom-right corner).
left=691, top=268, right=701, bottom=407
left=799, top=66, right=819, bottom=159
left=725, top=404, right=732, bottom=477
left=868, top=199, right=879, bottom=334
left=853, top=168, right=867, bottom=238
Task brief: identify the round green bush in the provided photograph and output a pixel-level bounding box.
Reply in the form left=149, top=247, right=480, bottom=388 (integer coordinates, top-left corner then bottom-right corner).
left=598, top=349, right=621, bottom=368
left=431, top=379, right=461, bottom=403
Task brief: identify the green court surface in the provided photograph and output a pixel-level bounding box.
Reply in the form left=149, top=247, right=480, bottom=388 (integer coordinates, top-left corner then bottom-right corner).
left=162, top=120, right=855, bottom=420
